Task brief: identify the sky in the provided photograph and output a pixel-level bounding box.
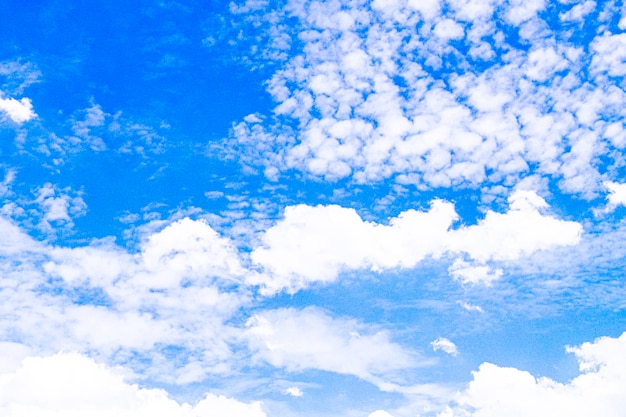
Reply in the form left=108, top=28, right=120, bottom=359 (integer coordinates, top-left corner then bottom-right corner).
left=1, top=0, right=626, bottom=416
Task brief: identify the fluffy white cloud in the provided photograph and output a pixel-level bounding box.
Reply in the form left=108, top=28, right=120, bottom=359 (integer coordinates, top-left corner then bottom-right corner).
left=431, top=338, right=459, bottom=357
left=600, top=181, right=626, bottom=213
left=0, top=96, right=36, bottom=123
left=249, top=199, right=457, bottom=293
left=137, top=217, right=247, bottom=288
left=0, top=352, right=266, bottom=417
left=244, top=307, right=415, bottom=387
left=439, top=332, right=626, bottom=417
left=249, top=190, right=581, bottom=293
left=591, top=33, right=626, bottom=77
left=448, top=190, right=582, bottom=263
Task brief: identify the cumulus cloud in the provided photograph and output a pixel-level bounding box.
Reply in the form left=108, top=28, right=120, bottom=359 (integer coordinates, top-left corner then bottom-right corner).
left=244, top=307, right=416, bottom=387
left=599, top=181, right=626, bottom=213
left=431, top=338, right=459, bottom=357
left=228, top=0, right=626, bottom=197
left=0, top=96, right=36, bottom=123
left=249, top=190, right=582, bottom=293
left=0, top=352, right=266, bottom=417
left=439, top=332, right=626, bottom=417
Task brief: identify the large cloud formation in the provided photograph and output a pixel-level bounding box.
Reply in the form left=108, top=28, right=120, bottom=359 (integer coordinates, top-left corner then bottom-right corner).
left=231, top=0, right=626, bottom=197
left=0, top=213, right=420, bottom=388
left=250, top=190, right=581, bottom=293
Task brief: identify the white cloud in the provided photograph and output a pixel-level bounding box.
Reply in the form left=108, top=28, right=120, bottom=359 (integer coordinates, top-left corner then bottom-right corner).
left=137, top=217, right=246, bottom=288
left=0, top=216, right=43, bottom=255
left=0, top=352, right=266, bottom=417
left=440, top=332, right=626, bottom=417
left=34, top=183, right=87, bottom=230
left=0, top=96, right=36, bottom=123
left=283, top=386, right=303, bottom=397
left=456, top=301, right=484, bottom=313
left=250, top=190, right=581, bottom=293
left=368, top=411, right=396, bottom=417
left=559, top=0, right=596, bottom=21
left=249, top=199, right=457, bottom=293
left=448, top=190, right=582, bottom=263
left=0, top=61, right=40, bottom=93
left=505, top=0, right=546, bottom=24
left=600, top=181, right=626, bottom=213
left=431, top=338, right=459, bottom=357
left=0, top=342, right=31, bottom=374
left=193, top=393, right=267, bottom=417
left=34, top=102, right=167, bottom=162
left=434, top=19, right=465, bottom=40
left=591, top=33, right=626, bottom=77
left=244, top=307, right=416, bottom=387
left=448, top=260, right=503, bottom=285
left=0, top=168, right=16, bottom=197
left=524, top=47, right=568, bottom=82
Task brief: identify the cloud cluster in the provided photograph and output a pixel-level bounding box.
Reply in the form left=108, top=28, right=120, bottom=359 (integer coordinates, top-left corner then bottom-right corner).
left=0, top=216, right=249, bottom=383
left=0, top=212, right=418, bottom=388
left=439, top=332, right=626, bottom=417
left=33, top=183, right=87, bottom=232
left=33, top=103, right=167, bottom=166
left=230, top=0, right=626, bottom=197
left=249, top=190, right=581, bottom=293
left=4, top=189, right=581, bottom=392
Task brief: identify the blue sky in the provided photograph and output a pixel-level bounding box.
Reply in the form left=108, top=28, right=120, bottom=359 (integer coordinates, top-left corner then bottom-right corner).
left=1, top=0, right=626, bottom=416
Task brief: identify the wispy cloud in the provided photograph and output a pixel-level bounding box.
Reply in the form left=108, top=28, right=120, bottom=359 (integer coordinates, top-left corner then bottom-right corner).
left=245, top=307, right=418, bottom=389
left=431, top=338, right=459, bottom=357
